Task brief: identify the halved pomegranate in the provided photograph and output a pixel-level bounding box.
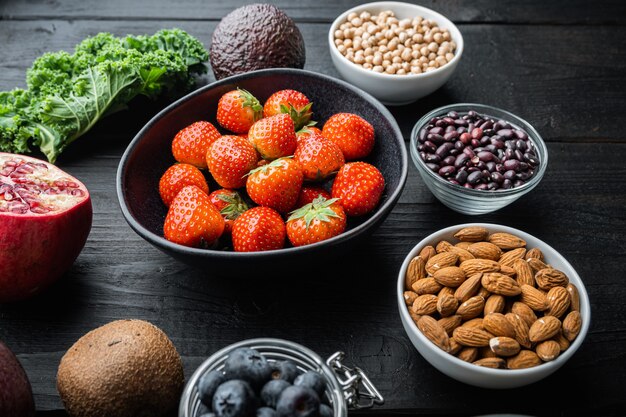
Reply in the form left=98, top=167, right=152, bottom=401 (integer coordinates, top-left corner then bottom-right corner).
left=0, top=153, right=92, bottom=302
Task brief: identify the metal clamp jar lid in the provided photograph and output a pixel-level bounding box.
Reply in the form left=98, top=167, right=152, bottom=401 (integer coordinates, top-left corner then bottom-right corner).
left=179, top=338, right=384, bottom=417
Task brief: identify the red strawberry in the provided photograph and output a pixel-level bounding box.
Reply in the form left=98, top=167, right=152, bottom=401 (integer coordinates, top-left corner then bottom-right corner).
left=163, top=185, right=225, bottom=247
left=159, top=163, right=209, bottom=206
left=172, top=121, right=221, bottom=169
left=248, top=114, right=297, bottom=160
left=263, top=89, right=313, bottom=130
left=296, top=126, right=322, bottom=144
left=286, top=196, right=347, bottom=247
left=331, top=162, right=385, bottom=216
left=232, top=207, right=286, bottom=252
left=246, top=157, right=303, bottom=213
left=322, top=113, right=375, bottom=160
left=208, top=189, right=249, bottom=234
left=206, top=135, right=258, bottom=189
left=293, top=135, right=344, bottom=181
left=216, top=89, right=263, bottom=134
left=296, top=186, right=331, bottom=208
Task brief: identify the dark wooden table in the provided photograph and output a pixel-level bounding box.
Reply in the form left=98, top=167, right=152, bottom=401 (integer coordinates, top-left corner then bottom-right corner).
left=1, top=1, right=626, bottom=416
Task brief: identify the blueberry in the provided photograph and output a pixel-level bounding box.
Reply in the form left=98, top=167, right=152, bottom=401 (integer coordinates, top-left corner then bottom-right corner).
left=212, top=380, right=257, bottom=417
left=257, top=407, right=277, bottom=417
left=198, top=370, right=227, bottom=406
left=261, top=379, right=291, bottom=408
left=275, top=385, right=320, bottom=417
left=224, top=348, right=273, bottom=389
left=319, top=404, right=333, bottom=417
left=270, top=360, right=299, bottom=383
left=293, top=371, right=326, bottom=398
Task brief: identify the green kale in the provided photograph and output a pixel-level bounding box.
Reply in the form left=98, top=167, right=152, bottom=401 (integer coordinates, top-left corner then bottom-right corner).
left=0, top=29, right=208, bottom=163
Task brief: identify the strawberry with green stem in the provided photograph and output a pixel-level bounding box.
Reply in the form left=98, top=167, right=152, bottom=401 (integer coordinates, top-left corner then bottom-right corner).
left=206, top=135, right=258, bottom=189
left=208, top=189, right=248, bottom=234
left=246, top=157, right=303, bottom=214
left=295, top=186, right=331, bottom=208
left=293, top=134, right=344, bottom=181
left=248, top=114, right=298, bottom=160
left=217, top=88, right=263, bottom=134
left=286, top=196, right=347, bottom=247
left=263, top=89, right=314, bottom=131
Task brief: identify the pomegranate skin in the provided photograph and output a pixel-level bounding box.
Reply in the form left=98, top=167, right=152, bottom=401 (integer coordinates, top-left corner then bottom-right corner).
left=0, top=155, right=93, bottom=302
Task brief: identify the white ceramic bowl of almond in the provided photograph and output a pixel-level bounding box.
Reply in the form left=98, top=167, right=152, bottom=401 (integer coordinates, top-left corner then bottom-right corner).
left=328, top=1, right=463, bottom=105
left=396, top=223, right=590, bottom=389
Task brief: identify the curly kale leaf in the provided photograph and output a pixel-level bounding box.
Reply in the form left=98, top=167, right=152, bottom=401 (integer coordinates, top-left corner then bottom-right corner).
left=0, top=29, right=208, bottom=163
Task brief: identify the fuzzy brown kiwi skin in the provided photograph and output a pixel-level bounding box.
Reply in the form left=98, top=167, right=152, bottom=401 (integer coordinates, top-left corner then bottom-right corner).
left=57, top=319, right=184, bottom=417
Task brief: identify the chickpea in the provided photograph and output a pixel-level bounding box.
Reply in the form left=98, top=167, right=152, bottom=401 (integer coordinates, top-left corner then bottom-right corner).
left=434, top=32, right=443, bottom=43
left=365, top=55, right=373, bottom=64
left=436, top=56, right=447, bottom=66
left=373, top=65, right=384, bottom=72
left=373, top=54, right=383, bottom=65
left=362, top=62, right=373, bottom=69
left=337, top=44, right=346, bottom=53
left=334, top=30, right=344, bottom=40
left=446, top=52, right=455, bottom=62
left=343, top=38, right=353, bottom=48
left=392, top=56, right=402, bottom=64
left=423, top=32, right=433, bottom=43
left=360, top=11, right=371, bottom=20
left=428, top=42, right=438, bottom=52
left=382, top=59, right=391, bottom=67
left=411, top=66, right=422, bottom=74
left=354, top=55, right=365, bottom=64
left=348, top=12, right=358, bottom=20
left=385, top=65, right=396, bottom=74
left=401, top=48, right=412, bottom=61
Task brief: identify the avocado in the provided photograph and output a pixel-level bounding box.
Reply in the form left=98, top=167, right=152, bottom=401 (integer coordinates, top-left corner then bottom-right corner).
left=57, top=319, right=184, bottom=417
left=210, top=3, right=306, bottom=79
left=0, top=341, right=35, bottom=417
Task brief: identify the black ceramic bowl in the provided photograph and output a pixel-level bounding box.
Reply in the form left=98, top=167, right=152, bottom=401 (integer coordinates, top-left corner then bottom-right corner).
left=116, top=68, right=407, bottom=271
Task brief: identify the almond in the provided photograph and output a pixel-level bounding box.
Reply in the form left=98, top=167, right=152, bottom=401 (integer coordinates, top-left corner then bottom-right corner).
left=467, top=242, right=502, bottom=261
left=553, top=331, right=571, bottom=351
left=473, top=357, right=506, bottom=369
left=439, top=315, right=463, bottom=335
left=403, top=291, right=418, bottom=306
left=433, top=266, right=466, bottom=288
left=512, top=258, right=535, bottom=287
left=447, top=246, right=475, bottom=263
left=412, top=278, right=443, bottom=295
left=437, top=293, right=459, bottom=317
left=499, top=265, right=517, bottom=277
left=536, top=340, right=560, bottom=362
left=425, top=252, right=458, bottom=275
left=529, top=316, right=562, bottom=342
left=511, top=302, right=537, bottom=327
left=436, top=240, right=454, bottom=253
left=488, top=232, right=526, bottom=250
left=455, top=241, right=472, bottom=250
left=481, top=273, right=522, bottom=296
left=546, top=286, right=570, bottom=317
left=527, top=257, right=549, bottom=273
left=408, top=310, right=421, bottom=326
left=567, top=283, right=580, bottom=312
left=456, top=296, right=485, bottom=320
left=483, top=294, right=506, bottom=315
left=525, top=247, right=544, bottom=261
left=417, top=315, right=451, bottom=352
left=477, top=287, right=491, bottom=299
left=454, top=273, right=482, bottom=303
left=453, top=326, right=494, bottom=347
left=520, top=284, right=549, bottom=311
left=412, top=294, right=438, bottom=315
left=478, top=346, right=497, bottom=359
left=506, top=350, right=541, bottom=369
left=563, top=311, right=582, bottom=342
left=460, top=259, right=500, bottom=276
left=483, top=313, right=516, bottom=338
left=453, top=226, right=489, bottom=242
left=489, top=337, right=521, bottom=357
left=462, top=318, right=484, bottom=330
left=438, top=286, right=455, bottom=298
left=535, top=268, right=569, bottom=290
left=498, top=247, right=527, bottom=268
left=457, top=347, right=478, bottom=362
left=419, top=245, right=437, bottom=262
left=448, top=337, right=462, bottom=355
left=505, top=313, right=532, bottom=349
left=406, top=256, right=426, bottom=289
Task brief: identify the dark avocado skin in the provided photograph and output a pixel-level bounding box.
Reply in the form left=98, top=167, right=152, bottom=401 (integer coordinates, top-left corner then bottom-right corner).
left=211, top=3, right=306, bottom=80
left=0, top=341, right=35, bottom=417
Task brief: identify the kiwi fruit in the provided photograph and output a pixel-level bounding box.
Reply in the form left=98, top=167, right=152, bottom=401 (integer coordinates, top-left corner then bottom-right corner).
left=57, top=319, right=184, bottom=417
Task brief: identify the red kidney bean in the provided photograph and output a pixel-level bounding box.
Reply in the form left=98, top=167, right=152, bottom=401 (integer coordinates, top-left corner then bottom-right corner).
left=524, top=154, right=539, bottom=166
left=486, top=162, right=496, bottom=172
left=478, top=151, right=495, bottom=162
left=504, top=149, right=515, bottom=160
left=467, top=171, right=483, bottom=184
left=445, top=125, right=456, bottom=133
left=424, top=141, right=437, bottom=153
left=428, top=133, right=445, bottom=145
left=504, top=170, right=517, bottom=180
left=459, top=132, right=472, bottom=145
left=442, top=156, right=456, bottom=166
left=485, top=144, right=498, bottom=154
left=480, top=136, right=490, bottom=146
left=516, top=140, right=527, bottom=151
left=476, top=161, right=487, bottom=170
left=482, top=169, right=491, bottom=178
left=419, top=150, right=426, bottom=159
left=515, top=130, right=528, bottom=140
left=449, top=149, right=460, bottom=156
left=439, top=166, right=456, bottom=177
left=487, top=182, right=498, bottom=190
left=447, top=111, right=459, bottom=118
left=444, top=131, right=459, bottom=141
left=426, top=163, right=439, bottom=172
left=425, top=153, right=441, bottom=163
left=471, top=128, right=483, bottom=139
left=519, top=162, right=529, bottom=171
left=482, top=121, right=493, bottom=130
left=455, top=170, right=468, bottom=184
left=513, top=179, right=525, bottom=187
left=436, top=143, right=455, bottom=158
left=454, top=141, right=465, bottom=151
left=517, top=171, right=532, bottom=180
left=443, top=117, right=455, bottom=125
left=419, top=128, right=428, bottom=142
left=474, top=183, right=489, bottom=191
left=471, top=139, right=481, bottom=148
left=454, top=154, right=469, bottom=168
left=490, top=137, right=505, bottom=149
left=491, top=172, right=504, bottom=184
left=430, top=127, right=444, bottom=135
left=435, top=119, right=446, bottom=127
left=454, top=119, right=467, bottom=127
left=502, top=179, right=513, bottom=189
left=463, top=147, right=476, bottom=158
left=514, top=149, right=525, bottom=161
left=498, top=129, right=514, bottom=139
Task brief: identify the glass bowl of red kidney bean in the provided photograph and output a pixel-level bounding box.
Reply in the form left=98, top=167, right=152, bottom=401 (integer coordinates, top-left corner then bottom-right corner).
left=410, top=103, right=548, bottom=214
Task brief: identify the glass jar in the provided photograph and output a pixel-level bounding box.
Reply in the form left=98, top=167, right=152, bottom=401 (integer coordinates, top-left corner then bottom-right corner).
left=178, top=338, right=384, bottom=417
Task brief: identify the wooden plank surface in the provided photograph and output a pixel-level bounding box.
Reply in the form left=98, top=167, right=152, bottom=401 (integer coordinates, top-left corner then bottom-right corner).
left=1, top=0, right=625, bottom=24
left=0, top=20, right=625, bottom=143
left=1, top=0, right=626, bottom=415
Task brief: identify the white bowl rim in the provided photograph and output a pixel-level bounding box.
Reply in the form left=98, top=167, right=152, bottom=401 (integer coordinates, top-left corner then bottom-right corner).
left=397, top=222, right=591, bottom=378
left=328, top=1, right=464, bottom=80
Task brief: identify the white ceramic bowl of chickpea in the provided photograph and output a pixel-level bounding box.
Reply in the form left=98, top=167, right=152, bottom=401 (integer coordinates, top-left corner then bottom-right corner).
left=396, top=223, right=590, bottom=389
left=329, top=2, right=463, bottom=105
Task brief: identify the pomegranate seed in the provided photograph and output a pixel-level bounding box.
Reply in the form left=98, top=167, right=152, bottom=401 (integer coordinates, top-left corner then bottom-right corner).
left=71, top=189, right=84, bottom=197
left=30, top=205, right=50, bottom=214
left=8, top=202, right=28, bottom=214
left=3, top=191, right=14, bottom=201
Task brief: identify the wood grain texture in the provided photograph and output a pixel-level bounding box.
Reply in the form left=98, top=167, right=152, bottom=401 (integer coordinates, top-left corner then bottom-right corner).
left=0, top=20, right=625, bottom=143
left=0, top=0, right=625, bottom=415
left=1, top=0, right=625, bottom=24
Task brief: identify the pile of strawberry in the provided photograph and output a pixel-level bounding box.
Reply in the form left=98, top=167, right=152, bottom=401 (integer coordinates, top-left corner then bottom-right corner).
left=159, top=88, right=385, bottom=252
